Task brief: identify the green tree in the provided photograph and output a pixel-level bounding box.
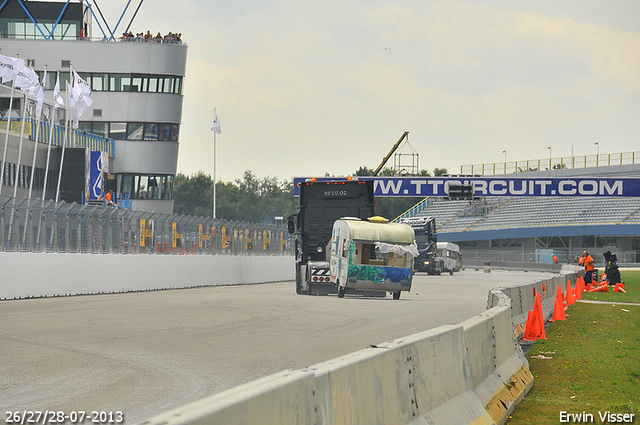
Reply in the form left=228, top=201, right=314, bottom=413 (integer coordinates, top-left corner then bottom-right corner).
left=173, top=171, right=214, bottom=217
left=173, top=170, right=297, bottom=224
left=433, top=167, right=448, bottom=176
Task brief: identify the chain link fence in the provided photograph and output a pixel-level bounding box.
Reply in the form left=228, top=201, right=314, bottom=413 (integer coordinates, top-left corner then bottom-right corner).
left=461, top=248, right=640, bottom=267
left=0, top=195, right=294, bottom=255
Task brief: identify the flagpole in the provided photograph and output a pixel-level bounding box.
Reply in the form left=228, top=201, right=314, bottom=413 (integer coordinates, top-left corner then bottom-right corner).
left=213, top=107, right=216, bottom=219
left=42, top=71, right=59, bottom=201
left=28, top=65, right=46, bottom=199
left=0, top=75, right=16, bottom=195
left=56, top=64, right=72, bottom=203
left=8, top=83, right=29, bottom=249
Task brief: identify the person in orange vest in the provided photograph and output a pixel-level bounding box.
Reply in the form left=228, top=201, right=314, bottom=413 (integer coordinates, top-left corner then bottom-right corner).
left=583, top=251, right=595, bottom=284
left=552, top=254, right=558, bottom=264
left=578, top=253, right=585, bottom=266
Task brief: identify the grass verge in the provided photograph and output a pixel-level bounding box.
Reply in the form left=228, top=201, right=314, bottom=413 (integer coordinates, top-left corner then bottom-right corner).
left=507, top=271, right=640, bottom=424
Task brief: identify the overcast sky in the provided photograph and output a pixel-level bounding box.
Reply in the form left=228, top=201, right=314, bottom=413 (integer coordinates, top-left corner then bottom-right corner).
left=98, top=0, right=639, bottom=183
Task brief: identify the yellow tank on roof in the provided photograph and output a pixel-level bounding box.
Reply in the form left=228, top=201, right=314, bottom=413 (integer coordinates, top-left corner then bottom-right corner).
left=338, top=218, right=415, bottom=244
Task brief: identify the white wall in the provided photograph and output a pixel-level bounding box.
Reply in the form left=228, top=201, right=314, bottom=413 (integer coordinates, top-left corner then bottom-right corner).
left=0, top=253, right=294, bottom=300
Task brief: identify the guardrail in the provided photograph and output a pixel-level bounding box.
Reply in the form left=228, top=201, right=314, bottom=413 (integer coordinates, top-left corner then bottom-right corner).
left=0, top=194, right=293, bottom=255
left=136, top=268, right=580, bottom=425
left=461, top=151, right=640, bottom=176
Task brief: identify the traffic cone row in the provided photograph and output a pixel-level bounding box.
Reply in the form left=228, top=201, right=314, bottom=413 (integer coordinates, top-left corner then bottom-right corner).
left=521, top=271, right=627, bottom=343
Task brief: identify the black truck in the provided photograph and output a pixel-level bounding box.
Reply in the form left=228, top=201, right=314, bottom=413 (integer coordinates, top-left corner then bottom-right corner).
left=398, top=216, right=443, bottom=275
left=288, top=179, right=375, bottom=295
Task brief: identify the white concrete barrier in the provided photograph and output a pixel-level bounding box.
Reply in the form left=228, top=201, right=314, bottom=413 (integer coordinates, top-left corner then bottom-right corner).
left=0, top=253, right=294, bottom=299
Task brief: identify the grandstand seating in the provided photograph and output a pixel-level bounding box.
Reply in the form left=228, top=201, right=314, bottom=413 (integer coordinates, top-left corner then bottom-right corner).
left=407, top=196, right=640, bottom=233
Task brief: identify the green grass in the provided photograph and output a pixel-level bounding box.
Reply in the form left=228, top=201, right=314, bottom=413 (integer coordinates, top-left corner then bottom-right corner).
left=507, top=271, right=640, bottom=424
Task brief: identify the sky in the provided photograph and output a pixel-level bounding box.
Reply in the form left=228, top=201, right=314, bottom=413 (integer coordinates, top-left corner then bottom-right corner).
left=96, top=0, right=639, bottom=183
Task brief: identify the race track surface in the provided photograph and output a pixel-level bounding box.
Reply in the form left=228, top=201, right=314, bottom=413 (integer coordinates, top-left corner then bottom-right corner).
left=1, top=269, right=549, bottom=423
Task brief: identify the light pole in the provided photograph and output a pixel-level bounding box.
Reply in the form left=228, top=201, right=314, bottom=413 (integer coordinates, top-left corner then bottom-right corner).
left=595, top=142, right=599, bottom=166
left=547, top=146, right=552, bottom=169
left=502, top=150, right=507, bottom=173
left=211, top=109, right=222, bottom=218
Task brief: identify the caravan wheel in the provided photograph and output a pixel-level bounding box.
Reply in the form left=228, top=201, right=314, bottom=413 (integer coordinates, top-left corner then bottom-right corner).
left=392, top=291, right=401, bottom=300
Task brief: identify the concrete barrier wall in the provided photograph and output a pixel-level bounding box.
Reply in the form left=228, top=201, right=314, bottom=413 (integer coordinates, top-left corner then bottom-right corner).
left=137, top=271, right=588, bottom=425
left=0, top=253, right=295, bottom=299
left=487, top=267, right=581, bottom=326
left=464, top=260, right=563, bottom=273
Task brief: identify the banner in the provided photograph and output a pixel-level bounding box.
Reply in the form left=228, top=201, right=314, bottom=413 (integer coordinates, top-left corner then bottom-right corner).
left=89, top=151, right=108, bottom=200
left=293, top=177, right=640, bottom=198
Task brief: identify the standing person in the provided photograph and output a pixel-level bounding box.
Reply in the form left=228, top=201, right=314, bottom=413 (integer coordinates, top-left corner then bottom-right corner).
left=583, top=251, right=595, bottom=284
left=105, top=190, right=116, bottom=208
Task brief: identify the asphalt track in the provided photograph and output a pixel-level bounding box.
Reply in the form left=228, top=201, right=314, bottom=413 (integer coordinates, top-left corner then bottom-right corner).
left=0, top=269, right=551, bottom=423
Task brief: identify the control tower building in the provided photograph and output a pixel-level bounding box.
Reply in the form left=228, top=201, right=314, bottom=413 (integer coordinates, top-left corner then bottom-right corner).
left=1, top=0, right=187, bottom=213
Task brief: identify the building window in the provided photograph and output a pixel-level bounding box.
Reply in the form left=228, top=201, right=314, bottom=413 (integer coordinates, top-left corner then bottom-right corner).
left=126, top=123, right=144, bottom=140
left=34, top=71, right=183, bottom=94
left=116, top=174, right=174, bottom=200
left=78, top=122, right=180, bottom=141
left=109, top=122, right=127, bottom=140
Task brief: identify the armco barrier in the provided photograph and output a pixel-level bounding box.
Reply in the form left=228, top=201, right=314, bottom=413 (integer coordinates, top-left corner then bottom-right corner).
left=137, top=270, right=580, bottom=425
left=0, top=253, right=295, bottom=299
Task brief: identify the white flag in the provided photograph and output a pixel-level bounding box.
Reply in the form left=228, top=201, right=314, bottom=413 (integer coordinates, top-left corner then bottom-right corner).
left=211, top=112, right=221, bottom=134
left=67, top=81, right=76, bottom=108
left=0, top=54, right=24, bottom=84
left=53, top=73, right=64, bottom=109
left=72, top=70, right=91, bottom=96
left=14, top=67, right=40, bottom=95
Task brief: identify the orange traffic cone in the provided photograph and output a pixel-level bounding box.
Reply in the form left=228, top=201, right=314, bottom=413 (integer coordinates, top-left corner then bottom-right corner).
left=523, top=293, right=546, bottom=341
left=578, top=275, right=586, bottom=292
left=614, top=283, right=626, bottom=293
left=566, top=280, right=576, bottom=306
left=586, top=283, right=594, bottom=291
left=574, top=279, right=582, bottom=300
left=588, top=283, right=609, bottom=293
left=549, top=287, right=566, bottom=322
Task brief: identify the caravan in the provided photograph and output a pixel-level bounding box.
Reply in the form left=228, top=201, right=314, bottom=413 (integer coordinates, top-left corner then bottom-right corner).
left=329, top=217, right=418, bottom=299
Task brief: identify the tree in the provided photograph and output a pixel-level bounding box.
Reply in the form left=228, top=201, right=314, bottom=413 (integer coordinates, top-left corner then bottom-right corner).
left=173, top=171, right=213, bottom=217
left=173, top=170, right=297, bottom=224
left=433, top=167, right=448, bottom=176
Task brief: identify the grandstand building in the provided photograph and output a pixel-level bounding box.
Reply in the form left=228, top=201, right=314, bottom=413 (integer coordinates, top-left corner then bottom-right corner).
left=402, top=162, right=640, bottom=267
left=0, top=0, right=186, bottom=214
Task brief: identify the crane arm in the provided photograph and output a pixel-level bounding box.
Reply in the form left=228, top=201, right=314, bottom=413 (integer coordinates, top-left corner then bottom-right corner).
left=372, top=131, right=409, bottom=176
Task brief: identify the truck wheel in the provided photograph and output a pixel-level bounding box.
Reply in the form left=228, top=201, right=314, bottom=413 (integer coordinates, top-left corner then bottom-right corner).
left=392, top=291, right=401, bottom=300
left=449, top=270, right=454, bottom=276
left=338, top=285, right=345, bottom=298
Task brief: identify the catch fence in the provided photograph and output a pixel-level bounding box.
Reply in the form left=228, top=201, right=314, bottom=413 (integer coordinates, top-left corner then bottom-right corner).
left=0, top=195, right=293, bottom=255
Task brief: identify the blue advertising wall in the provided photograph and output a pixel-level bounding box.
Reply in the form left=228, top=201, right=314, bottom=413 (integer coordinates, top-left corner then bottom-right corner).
left=293, top=177, right=640, bottom=197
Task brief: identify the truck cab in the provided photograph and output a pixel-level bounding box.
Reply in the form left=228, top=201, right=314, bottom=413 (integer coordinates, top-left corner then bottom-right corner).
left=398, top=216, right=443, bottom=275
left=288, top=179, right=374, bottom=295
